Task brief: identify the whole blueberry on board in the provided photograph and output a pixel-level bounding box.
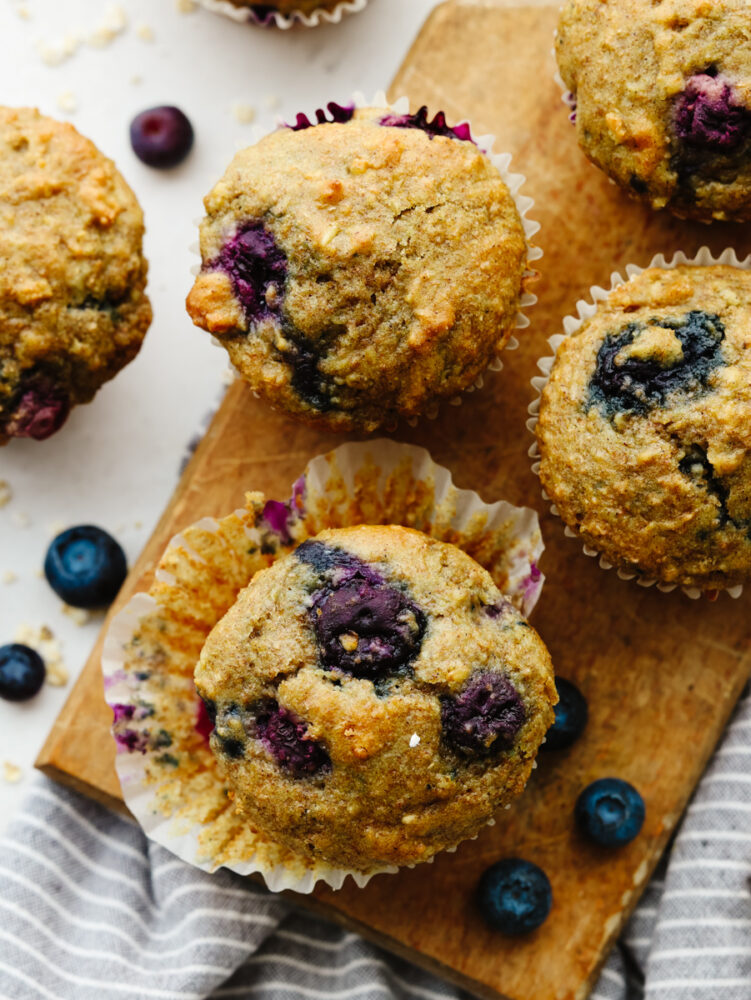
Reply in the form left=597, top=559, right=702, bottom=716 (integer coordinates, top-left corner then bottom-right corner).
left=0, top=644, right=46, bottom=701
left=130, top=106, right=194, bottom=168
left=477, top=858, right=552, bottom=935
left=541, top=677, right=588, bottom=752
left=44, top=525, right=127, bottom=608
left=575, top=778, right=645, bottom=848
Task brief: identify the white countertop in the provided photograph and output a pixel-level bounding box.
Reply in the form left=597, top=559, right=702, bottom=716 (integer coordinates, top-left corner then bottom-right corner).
left=0, top=0, right=439, bottom=831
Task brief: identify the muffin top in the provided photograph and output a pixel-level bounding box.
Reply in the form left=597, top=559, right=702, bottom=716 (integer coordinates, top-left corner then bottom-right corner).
left=186, top=105, right=529, bottom=431
left=195, top=524, right=555, bottom=872
left=0, top=107, right=151, bottom=444
left=557, top=0, right=751, bottom=222
left=537, top=264, right=751, bottom=590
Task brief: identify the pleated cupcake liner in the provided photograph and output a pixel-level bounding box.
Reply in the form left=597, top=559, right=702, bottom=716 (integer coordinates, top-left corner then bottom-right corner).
left=198, top=0, right=368, bottom=29
left=103, top=439, right=545, bottom=893
left=189, top=89, right=542, bottom=426
left=526, top=246, right=750, bottom=601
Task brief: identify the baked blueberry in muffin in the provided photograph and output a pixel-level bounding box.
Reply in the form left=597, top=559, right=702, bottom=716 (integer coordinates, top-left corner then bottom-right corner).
left=557, top=1, right=751, bottom=221
left=0, top=107, right=151, bottom=444
left=186, top=105, right=531, bottom=431
left=537, top=264, right=751, bottom=590
left=195, top=525, right=556, bottom=871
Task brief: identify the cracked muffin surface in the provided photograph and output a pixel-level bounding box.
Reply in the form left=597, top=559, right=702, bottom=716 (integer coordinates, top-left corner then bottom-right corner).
left=537, top=265, right=751, bottom=590
left=195, top=524, right=555, bottom=872
left=186, top=105, right=528, bottom=431
left=556, top=0, right=751, bottom=222
left=0, top=107, right=151, bottom=444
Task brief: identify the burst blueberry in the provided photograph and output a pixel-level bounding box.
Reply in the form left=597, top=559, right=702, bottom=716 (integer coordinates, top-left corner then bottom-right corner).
left=588, top=311, right=724, bottom=417
left=44, top=525, right=127, bottom=608
left=674, top=73, right=751, bottom=150
left=0, top=644, right=46, bottom=701
left=290, top=102, right=355, bottom=131
left=130, top=106, right=194, bottom=168
left=441, top=672, right=525, bottom=756
left=212, top=222, right=288, bottom=325
left=575, top=778, right=645, bottom=848
left=541, top=677, right=588, bottom=752
left=312, top=577, right=425, bottom=680
left=477, top=858, right=552, bottom=935
left=5, top=382, right=70, bottom=441
left=255, top=700, right=330, bottom=777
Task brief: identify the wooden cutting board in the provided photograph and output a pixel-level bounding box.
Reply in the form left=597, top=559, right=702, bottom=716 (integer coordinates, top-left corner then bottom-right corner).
left=37, top=3, right=751, bottom=998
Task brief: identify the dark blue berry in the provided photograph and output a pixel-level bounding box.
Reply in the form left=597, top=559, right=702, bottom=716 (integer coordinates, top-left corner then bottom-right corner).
left=588, top=311, right=724, bottom=418
left=379, top=106, right=474, bottom=144
left=0, top=644, right=46, bottom=701
left=541, top=677, right=588, bottom=752
left=576, top=778, right=645, bottom=848
left=130, top=106, right=194, bottom=169
left=44, top=525, right=127, bottom=608
left=441, top=672, right=525, bottom=756
left=255, top=700, right=330, bottom=777
left=212, top=222, right=287, bottom=325
left=477, top=858, right=552, bottom=935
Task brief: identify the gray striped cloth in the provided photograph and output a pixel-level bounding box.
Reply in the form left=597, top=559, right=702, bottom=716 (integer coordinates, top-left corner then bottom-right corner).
left=1, top=688, right=749, bottom=1000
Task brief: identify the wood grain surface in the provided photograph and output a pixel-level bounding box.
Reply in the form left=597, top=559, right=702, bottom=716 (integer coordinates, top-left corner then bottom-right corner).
left=37, top=3, right=751, bottom=998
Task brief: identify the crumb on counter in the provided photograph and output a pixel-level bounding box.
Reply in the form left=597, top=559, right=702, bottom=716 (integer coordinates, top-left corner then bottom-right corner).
left=232, top=103, right=257, bottom=125
left=2, top=571, right=18, bottom=585
left=61, top=604, right=91, bottom=627
left=13, top=623, right=69, bottom=688
left=2, top=762, right=22, bottom=785
left=136, top=23, right=155, bottom=42
left=176, top=0, right=198, bottom=12
left=0, top=481, right=11, bottom=508
left=57, top=90, right=78, bottom=114
left=88, top=5, right=128, bottom=48
left=12, top=511, right=30, bottom=529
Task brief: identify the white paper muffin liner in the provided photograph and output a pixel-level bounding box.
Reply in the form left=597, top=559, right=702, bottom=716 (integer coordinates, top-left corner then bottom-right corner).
left=190, top=90, right=542, bottom=424
left=103, top=439, right=545, bottom=893
left=527, top=246, right=750, bottom=601
left=198, top=0, right=367, bottom=29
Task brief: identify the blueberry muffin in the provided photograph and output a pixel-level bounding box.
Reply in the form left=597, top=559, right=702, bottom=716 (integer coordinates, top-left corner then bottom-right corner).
left=537, top=264, right=751, bottom=590
left=186, top=105, right=530, bottom=431
left=556, top=0, right=751, bottom=222
left=195, top=524, right=556, bottom=872
left=0, top=107, right=151, bottom=444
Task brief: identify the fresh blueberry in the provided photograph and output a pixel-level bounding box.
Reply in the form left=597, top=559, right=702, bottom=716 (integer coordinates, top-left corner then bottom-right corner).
left=255, top=700, right=330, bottom=777
left=44, top=525, right=127, bottom=608
left=588, top=311, right=724, bottom=418
left=442, top=672, right=525, bottom=756
left=674, top=73, right=751, bottom=150
left=0, top=644, right=46, bottom=701
left=380, top=106, right=474, bottom=144
left=576, top=778, right=645, bottom=848
left=477, top=858, right=552, bottom=935
left=541, top=677, right=588, bottom=752
left=130, top=106, right=194, bottom=169
left=5, top=381, right=70, bottom=441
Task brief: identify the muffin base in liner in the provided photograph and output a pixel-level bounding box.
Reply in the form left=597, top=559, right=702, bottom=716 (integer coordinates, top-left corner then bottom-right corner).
left=190, top=90, right=541, bottom=428
left=103, top=439, right=545, bottom=893
left=527, top=246, right=750, bottom=601
left=198, top=0, right=367, bottom=29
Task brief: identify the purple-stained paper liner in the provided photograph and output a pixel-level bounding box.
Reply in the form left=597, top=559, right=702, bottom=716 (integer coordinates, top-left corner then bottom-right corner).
left=527, top=246, right=750, bottom=601
left=103, top=439, right=545, bottom=893
left=198, top=0, right=367, bottom=29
